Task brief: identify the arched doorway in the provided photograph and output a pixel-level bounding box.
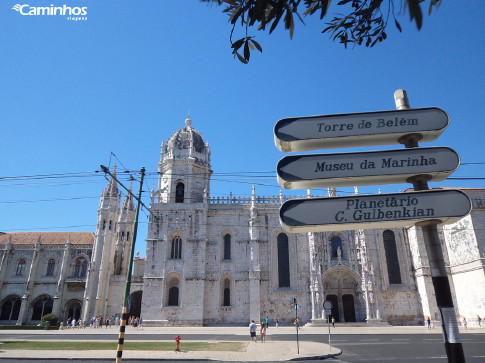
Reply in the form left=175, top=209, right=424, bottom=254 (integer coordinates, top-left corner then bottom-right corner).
left=343, top=294, right=356, bottom=322
left=322, top=267, right=362, bottom=322
left=65, top=300, right=82, bottom=321
left=129, top=291, right=142, bottom=318
left=325, top=294, right=340, bottom=322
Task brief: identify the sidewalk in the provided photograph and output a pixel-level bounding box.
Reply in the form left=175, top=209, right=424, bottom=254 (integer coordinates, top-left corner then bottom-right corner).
left=0, top=326, right=341, bottom=361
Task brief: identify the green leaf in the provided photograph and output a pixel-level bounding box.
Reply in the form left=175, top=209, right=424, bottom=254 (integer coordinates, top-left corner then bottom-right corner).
left=235, top=52, right=248, bottom=64
left=407, top=0, right=423, bottom=30
left=244, top=40, right=250, bottom=60
left=231, top=38, right=245, bottom=50
left=249, top=39, right=263, bottom=52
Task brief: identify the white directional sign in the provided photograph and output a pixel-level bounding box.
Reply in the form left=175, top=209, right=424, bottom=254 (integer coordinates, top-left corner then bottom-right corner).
left=277, top=147, right=460, bottom=189
left=279, top=189, right=472, bottom=233
left=274, top=107, right=449, bottom=152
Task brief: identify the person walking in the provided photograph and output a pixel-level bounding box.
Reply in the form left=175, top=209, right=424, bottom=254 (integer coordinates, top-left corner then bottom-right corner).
left=275, top=318, right=279, bottom=328
left=427, top=316, right=431, bottom=329
left=477, top=315, right=482, bottom=328
left=265, top=316, right=269, bottom=328
left=463, top=317, right=467, bottom=328
left=260, top=323, right=267, bottom=343
left=249, top=320, right=257, bottom=342
left=331, top=316, right=335, bottom=328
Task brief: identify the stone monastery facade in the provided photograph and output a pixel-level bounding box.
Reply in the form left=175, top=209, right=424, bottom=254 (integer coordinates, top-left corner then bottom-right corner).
left=1, top=118, right=484, bottom=326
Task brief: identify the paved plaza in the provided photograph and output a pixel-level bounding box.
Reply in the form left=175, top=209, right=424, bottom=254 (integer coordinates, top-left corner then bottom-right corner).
left=1, top=325, right=483, bottom=361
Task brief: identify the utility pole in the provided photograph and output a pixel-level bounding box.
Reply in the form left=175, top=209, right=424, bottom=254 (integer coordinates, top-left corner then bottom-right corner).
left=394, top=90, right=465, bottom=363
left=100, top=165, right=145, bottom=363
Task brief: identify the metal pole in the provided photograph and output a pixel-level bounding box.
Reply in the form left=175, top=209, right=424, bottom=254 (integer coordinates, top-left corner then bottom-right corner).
left=328, top=312, right=331, bottom=352
left=294, top=298, right=299, bottom=354
left=394, top=90, right=465, bottom=363
left=114, top=167, right=145, bottom=363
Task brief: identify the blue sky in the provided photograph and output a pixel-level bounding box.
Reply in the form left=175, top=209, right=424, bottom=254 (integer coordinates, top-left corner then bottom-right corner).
left=1, top=1, right=484, bottom=257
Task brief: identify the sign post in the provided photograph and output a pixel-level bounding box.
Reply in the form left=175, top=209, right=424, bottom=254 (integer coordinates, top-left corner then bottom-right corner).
left=323, top=300, right=333, bottom=352
left=394, top=90, right=465, bottom=363
left=274, top=89, right=468, bottom=363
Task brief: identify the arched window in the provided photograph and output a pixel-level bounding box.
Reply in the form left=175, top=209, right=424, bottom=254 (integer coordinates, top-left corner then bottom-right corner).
left=167, top=277, right=180, bottom=306
left=15, top=259, right=26, bottom=276
left=0, top=296, right=21, bottom=321
left=383, top=230, right=402, bottom=284
left=175, top=182, right=185, bottom=203
left=109, top=220, right=112, bottom=230
left=74, top=258, right=88, bottom=278
left=46, top=259, right=55, bottom=276
left=102, top=220, right=106, bottom=230
left=331, top=236, right=343, bottom=258
left=171, top=237, right=182, bottom=259
left=31, top=296, right=53, bottom=321
left=121, top=232, right=125, bottom=241
left=223, top=234, right=231, bottom=260
left=223, top=278, right=231, bottom=306
left=277, top=233, right=290, bottom=288
left=81, top=260, right=88, bottom=277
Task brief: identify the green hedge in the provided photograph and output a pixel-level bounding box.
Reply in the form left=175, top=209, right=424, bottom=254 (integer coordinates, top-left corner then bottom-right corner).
left=0, top=325, right=56, bottom=330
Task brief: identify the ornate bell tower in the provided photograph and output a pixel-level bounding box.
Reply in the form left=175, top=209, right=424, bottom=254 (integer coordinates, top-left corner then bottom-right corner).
left=157, top=116, right=211, bottom=204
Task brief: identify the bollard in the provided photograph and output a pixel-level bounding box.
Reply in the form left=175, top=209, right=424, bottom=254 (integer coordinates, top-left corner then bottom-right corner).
left=175, top=335, right=181, bottom=352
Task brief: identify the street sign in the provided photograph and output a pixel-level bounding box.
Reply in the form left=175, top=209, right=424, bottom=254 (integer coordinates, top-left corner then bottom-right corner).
left=274, top=107, right=449, bottom=152
left=294, top=304, right=299, bottom=310
left=277, top=147, right=460, bottom=189
left=279, top=189, right=472, bottom=233
left=323, top=301, right=333, bottom=310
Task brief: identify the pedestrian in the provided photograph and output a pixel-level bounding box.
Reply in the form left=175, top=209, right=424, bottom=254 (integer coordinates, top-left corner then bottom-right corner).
left=106, top=317, right=110, bottom=329
left=477, top=315, right=482, bottom=328
left=265, top=316, right=269, bottom=328
left=115, top=316, right=120, bottom=327
left=260, top=322, right=267, bottom=343
left=249, top=320, right=257, bottom=342
left=463, top=317, right=467, bottom=328
left=275, top=318, right=279, bottom=328
left=59, top=321, right=64, bottom=330
left=138, top=317, right=143, bottom=330
left=427, top=316, right=431, bottom=329
left=331, top=316, right=335, bottom=328
left=294, top=318, right=300, bottom=329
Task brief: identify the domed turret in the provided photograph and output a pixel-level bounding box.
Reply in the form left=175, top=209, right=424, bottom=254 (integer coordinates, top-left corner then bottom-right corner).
left=156, top=116, right=212, bottom=204
left=165, top=116, right=208, bottom=162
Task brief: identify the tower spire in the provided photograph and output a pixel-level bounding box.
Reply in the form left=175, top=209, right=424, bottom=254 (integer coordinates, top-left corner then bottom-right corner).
left=104, top=164, right=119, bottom=197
